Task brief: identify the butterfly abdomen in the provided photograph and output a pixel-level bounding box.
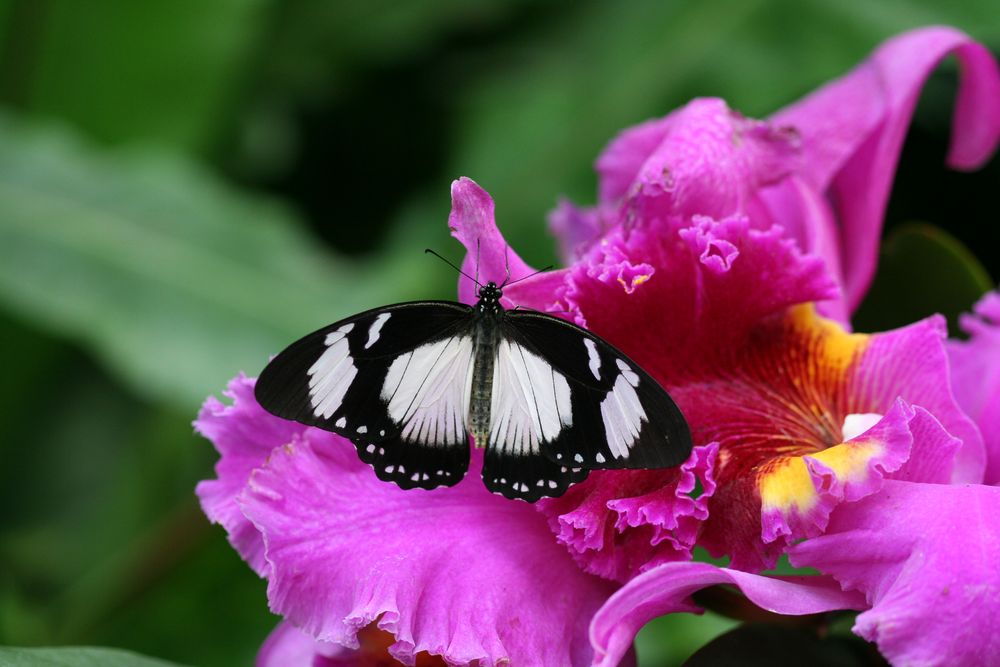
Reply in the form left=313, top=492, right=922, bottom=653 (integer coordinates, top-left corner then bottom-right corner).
left=469, top=313, right=501, bottom=448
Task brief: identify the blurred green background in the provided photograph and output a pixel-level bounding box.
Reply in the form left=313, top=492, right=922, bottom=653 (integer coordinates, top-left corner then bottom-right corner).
left=1, top=2, right=997, bottom=666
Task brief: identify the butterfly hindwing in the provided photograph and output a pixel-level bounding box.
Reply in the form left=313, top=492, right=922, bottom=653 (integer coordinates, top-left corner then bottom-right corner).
left=479, top=334, right=588, bottom=500
left=501, top=310, right=693, bottom=470
left=255, top=301, right=476, bottom=488
left=483, top=441, right=588, bottom=502
left=354, top=432, right=467, bottom=490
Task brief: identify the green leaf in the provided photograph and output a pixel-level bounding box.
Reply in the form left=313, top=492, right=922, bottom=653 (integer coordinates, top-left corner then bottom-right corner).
left=0, top=0, right=268, bottom=152
left=682, top=623, right=887, bottom=667
left=0, top=319, right=273, bottom=661
left=636, top=611, right=738, bottom=667
left=853, top=222, right=993, bottom=334
left=0, top=646, right=188, bottom=667
left=0, top=114, right=407, bottom=410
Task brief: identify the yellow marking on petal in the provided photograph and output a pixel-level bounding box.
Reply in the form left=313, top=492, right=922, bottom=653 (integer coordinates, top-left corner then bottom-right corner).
left=759, top=456, right=816, bottom=513
left=811, top=438, right=884, bottom=482
left=786, top=303, right=870, bottom=377
left=759, top=440, right=885, bottom=514
left=617, top=274, right=652, bottom=292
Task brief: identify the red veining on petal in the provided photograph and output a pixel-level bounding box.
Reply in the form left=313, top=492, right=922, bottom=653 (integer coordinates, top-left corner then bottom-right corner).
left=680, top=304, right=881, bottom=569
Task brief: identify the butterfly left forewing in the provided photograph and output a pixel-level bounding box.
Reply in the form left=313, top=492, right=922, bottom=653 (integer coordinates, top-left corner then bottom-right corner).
left=501, top=310, right=692, bottom=471
left=255, top=301, right=476, bottom=489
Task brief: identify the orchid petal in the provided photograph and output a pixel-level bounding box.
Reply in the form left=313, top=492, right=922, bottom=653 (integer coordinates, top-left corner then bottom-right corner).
left=596, top=115, right=675, bottom=204
left=537, top=443, right=718, bottom=582
left=621, top=99, right=800, bottom=221
left=589, top=562, right=865, bottom=667
left=772, top=26, right=1000, bottom=310
left=194, top=374, right=303, bottom=575
left=257, top=622, right=345, bottom=667
left=949, top=290, right=1000, bottom=484
left=790, top=480, right=1000, bottom=666
left=748, top=176, right=848, bottom=324
left=549, top=198, right=606, bottom=264
left=448, top=177, right=534, bottom=306
left=241, top=435, right=614, bottom=666
left=860, top=315, right=984, bottom=483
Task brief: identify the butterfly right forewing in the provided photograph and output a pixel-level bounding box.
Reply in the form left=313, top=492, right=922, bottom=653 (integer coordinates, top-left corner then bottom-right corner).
left=502, top=310, right=693, bottom=471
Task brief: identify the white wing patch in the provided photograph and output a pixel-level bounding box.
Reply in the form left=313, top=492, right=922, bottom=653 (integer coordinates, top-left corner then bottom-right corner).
left=584, top=338, right=601, bottom=380
left=601, top=358, right=646, bottom=460
left=308, top=324, right=358, bottom=419
left=364, top=312, right=391, bottom=349
left=380, top=336, right=475, bottom=445
left=489, top=340, right=573, bottom=455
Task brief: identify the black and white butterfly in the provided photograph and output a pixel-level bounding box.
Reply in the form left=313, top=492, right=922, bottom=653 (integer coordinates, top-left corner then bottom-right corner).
left=255, top=280, right=692, bottom=502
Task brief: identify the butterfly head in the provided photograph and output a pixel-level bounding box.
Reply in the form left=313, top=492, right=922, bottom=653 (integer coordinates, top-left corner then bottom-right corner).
left=476, top=281, right=504, bottom=314
left=478, top=281, right=503, bottom=299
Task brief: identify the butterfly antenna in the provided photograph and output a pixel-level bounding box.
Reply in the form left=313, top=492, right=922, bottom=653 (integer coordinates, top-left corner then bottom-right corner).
left=425, top=248, right=481, bottom=287
left=503, top=264, right=554, bottom=287
left=501, top=244, right=512, bottom=287
left=475, top=239, right=481, bottom=287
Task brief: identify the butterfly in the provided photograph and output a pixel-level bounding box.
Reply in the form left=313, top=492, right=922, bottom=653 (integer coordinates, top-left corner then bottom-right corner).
left=255, top=274, right=692, bottom=502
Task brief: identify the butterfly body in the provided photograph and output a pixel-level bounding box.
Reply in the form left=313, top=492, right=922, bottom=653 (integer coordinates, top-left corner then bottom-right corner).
left=255, top=281, right=692, bottom=501
left=468, top=282, right=505, bottom=447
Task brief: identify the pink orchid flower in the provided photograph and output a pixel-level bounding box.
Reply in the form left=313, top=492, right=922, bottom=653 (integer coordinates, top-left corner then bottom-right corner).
left=196, top=26, right=1000, bottom=667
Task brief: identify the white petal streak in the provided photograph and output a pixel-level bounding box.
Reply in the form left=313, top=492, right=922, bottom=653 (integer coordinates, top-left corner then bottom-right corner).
left=308, top=324, right=358, bottom=419
left=381, top=336, right=475, bottom=446
left=489, top=339, right=572, bottom=456
left=601, top=361, right=646, bottom=460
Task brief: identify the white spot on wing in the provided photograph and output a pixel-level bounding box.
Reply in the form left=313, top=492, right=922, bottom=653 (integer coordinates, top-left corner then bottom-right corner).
left=364, top=313, right=392, bottom=350
left=357, top=425, right=367, bottom=434
left=595, top=452, right=605, bottom=464
left=335, top=417, right=347, bottom=428
left=601, top=360, right=646, bottom=460
left=616, top=358, right=640, bottom=385
left=309, top=323, right=358, bottom=419
left=584, top=338, right=601, bottom=380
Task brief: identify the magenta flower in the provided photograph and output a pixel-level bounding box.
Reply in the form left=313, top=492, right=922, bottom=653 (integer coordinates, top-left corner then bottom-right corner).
left=949, top=291, right=1000, bottom=484
left=553, top=26, right=1000, bottom=323
left=528, top=25, right=1000, bottom=667
left=197, top=377, right=617, bottom=666
left=195, top=25, right=1000, bottom=667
